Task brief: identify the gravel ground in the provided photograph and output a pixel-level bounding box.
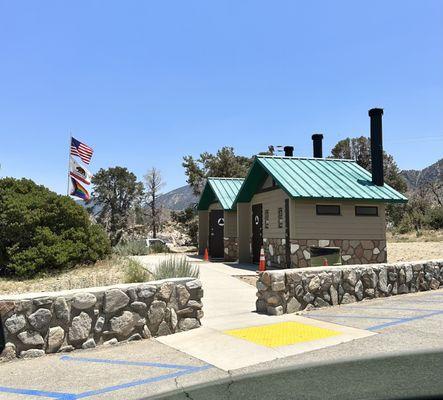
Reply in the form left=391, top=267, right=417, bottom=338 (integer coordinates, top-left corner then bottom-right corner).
left=387, top=241, right=443, bottom=262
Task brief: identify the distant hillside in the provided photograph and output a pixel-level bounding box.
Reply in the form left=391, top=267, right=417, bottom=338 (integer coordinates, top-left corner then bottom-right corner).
left=401, top=158, right=443, bottom=191
left=157, top=184, right=198, bottom=211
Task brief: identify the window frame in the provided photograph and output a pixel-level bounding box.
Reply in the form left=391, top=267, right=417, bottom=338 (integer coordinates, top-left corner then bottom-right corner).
left=316, top=204, right=341, bottom=216
left=355, top=205, right=379, bottom=217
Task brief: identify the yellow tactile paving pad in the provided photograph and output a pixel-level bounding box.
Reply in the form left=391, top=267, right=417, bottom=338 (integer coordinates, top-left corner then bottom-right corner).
left=224, top=321, right=341, bottom=348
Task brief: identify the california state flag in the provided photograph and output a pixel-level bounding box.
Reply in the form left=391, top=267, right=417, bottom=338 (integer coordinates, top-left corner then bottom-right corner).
left=69, top=156, right=93, bottom=185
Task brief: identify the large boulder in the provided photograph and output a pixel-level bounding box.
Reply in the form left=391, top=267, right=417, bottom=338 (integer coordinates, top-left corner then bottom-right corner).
left=5, top=314, right=26, bottom=334
left=68, top=312, right=92, bottom=342
left=18, top=331, right=45, bottom=346
left=54, top=297, right=70, bottom=323
left=28, top=309, right=52, bottom=331
left=48, top=327, right=65, bottom=353
left=104, top=289, right=129, bottom=313
left=72, top=293, right=97, bottom=310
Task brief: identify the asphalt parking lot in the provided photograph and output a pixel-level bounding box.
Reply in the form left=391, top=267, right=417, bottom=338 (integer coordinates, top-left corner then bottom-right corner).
left=0, top=289, right=442, bottom=399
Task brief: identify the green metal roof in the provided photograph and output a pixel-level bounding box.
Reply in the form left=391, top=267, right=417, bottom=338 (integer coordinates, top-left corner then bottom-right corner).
left=234, top=156, right=408, bottom=204
left=197, top=177, right=245, bottom=211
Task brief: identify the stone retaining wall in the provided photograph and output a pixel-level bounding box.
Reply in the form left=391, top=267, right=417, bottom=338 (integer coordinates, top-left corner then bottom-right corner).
left=0, top=278, right=203, bottom=360
left=256, top=260, right=443, bottom=315
left=224, top=237, right=238, bottom=261
left=262, top=238, right=386, bottom=268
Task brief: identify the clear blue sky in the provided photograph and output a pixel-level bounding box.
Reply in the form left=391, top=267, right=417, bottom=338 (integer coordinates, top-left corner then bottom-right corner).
left=1, top=0, right=442, bottom=194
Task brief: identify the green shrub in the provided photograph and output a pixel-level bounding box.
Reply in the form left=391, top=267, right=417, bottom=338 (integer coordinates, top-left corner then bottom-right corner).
left=114, top=240, right=149, bottom=256
left=0, top=178, right=111, bottom=277
left=148, top=242, right=170, bottom=254
left=153, top=256, right=199, bottom=280
left=124, top=258, right=152, bottom=283
left=424, top=207, right=443, bottom=230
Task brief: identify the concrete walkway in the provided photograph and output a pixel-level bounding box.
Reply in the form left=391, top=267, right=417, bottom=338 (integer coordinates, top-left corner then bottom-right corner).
left=157, top=259, right=374, bottom=370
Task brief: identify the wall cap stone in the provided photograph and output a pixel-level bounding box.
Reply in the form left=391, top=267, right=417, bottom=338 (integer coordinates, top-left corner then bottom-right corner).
left=0, top=278, right=196, bottom=302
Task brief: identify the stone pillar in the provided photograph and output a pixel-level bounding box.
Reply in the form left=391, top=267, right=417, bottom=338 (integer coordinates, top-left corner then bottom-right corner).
left=198, top=210, right=209, bottom=255
left=237, top=202, right=251, bottom=263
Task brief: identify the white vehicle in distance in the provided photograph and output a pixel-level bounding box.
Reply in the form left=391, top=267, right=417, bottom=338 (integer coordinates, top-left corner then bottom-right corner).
left=146, top=238, right=173, bottom=251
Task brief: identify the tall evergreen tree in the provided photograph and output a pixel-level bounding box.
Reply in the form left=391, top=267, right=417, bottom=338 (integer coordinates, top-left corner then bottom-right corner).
left=92, top=167, right=144, bottom=246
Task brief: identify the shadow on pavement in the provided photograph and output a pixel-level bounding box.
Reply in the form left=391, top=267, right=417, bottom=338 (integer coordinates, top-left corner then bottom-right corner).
left=152, top=350, right=443, bottom=400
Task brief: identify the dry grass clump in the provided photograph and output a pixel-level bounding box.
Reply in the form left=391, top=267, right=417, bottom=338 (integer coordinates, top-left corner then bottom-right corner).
left=153, top=256, right=199, bottom=280
left=0, top=256, right=127, bottom=295
left=124, top=258, right=153, bottom=283
left=387, top=229, right=443, bottom=243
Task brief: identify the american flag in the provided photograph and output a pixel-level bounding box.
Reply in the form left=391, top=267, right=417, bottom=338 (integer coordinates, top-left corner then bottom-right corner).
left=70, top=137, right=93, bottom=164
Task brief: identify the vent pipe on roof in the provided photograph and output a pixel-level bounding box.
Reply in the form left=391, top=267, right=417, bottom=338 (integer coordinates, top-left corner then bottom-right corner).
left=369, top=108, right=384, bottom=186
left=312, top=134, right=323, bottom=158
left=283, top=146, right=294, bottom=157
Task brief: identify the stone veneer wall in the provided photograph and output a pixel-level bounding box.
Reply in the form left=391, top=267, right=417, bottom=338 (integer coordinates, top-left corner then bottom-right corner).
left=224, top=237, right=238, bottom=261
left=262, top=238, right=386, bottom=268
left=0, top=278, right=203, bottom=360
left=256, top=260, right=443, bottom=315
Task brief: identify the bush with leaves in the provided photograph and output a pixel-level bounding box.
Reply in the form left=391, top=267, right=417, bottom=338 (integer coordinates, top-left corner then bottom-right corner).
left=424, top=206, right=443, bottom=230
left=148, top=242, right=170, bottom=254
left=124, top=258, right=152, bottom=283
left=153, top=256, right=199, bottom=280
left=113, top=240, right=149, bottom=256
left=0, top=178, right=111, bottom=277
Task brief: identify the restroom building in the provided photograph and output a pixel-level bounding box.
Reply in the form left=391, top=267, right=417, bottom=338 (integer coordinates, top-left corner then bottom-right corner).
left=197, top=177, right=244, bottom=261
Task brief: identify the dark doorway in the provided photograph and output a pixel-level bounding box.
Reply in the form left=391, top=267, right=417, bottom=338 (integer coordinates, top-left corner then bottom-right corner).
left=252, top=203, right=263, bottom=263
left=209, top=210, right=224, bottom=258
left=285, top=199, right=291, bottom=267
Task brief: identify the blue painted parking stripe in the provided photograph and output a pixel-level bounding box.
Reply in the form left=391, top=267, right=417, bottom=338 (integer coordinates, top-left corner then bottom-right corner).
left=307, top=315, right=400, bottom=320
left=75, top=365, right=212, bottom=399
left=367, top=310, right=443, bottom=331
left=0, top=358, right=212, bottom=399
left=400, top=299, right=443, bottom=303
left=60, top=355, right=196, bottom=370
left=344, top=306, right=443, bottom=312
left=0, top=386, right=75, bottom=399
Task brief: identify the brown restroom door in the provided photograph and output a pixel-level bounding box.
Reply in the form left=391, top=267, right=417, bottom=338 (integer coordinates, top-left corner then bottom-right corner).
left=252, top=204, right=263, bottom=263
left=209, top=210, right=224, bottom=258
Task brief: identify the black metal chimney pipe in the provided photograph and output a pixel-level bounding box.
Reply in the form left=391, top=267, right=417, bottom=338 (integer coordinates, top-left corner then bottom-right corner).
left=283, top=146, right=294, bottom=157
left=369, top=108, right=384, bottom=186
left=312, top=134, right=323, bottom=158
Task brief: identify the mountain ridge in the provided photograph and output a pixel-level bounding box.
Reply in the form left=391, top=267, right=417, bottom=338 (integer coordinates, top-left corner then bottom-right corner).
left=401, top=158, right=443, bottom=191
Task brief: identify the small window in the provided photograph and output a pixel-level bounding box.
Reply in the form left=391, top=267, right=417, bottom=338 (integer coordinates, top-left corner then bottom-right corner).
left=316, top=205, right=341, bottom=216
left=278, top=207, right=283, bottom=228
left=355, top=206, right=378, bottom=216
left=264, top=209, right=270, bottom=229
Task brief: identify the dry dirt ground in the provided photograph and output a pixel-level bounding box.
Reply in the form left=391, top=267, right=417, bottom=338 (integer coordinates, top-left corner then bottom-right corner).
left=387, top=241, right=443, bottom=262
left=0, top=256, right=127, bottom=295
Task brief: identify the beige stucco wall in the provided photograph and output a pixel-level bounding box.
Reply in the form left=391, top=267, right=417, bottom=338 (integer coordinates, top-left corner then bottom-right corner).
left=198, top=210, right=209, bottom=254
left=291, top=200, right=386, bottom=240
left=251, top=188, right=289, bottom=239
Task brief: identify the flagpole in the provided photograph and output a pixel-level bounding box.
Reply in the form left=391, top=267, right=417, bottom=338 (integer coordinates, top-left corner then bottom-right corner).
left=67, top=132, right=71, bottom=196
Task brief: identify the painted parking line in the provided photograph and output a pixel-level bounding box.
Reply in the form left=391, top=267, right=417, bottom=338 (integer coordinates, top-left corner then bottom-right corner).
left=306, top=305, right=443, bottom=332
left=0, top=355, right=212, bottom=400
left=60, top=355, right=196, bottom=370
left=367, top=310, right=443, bottom=331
